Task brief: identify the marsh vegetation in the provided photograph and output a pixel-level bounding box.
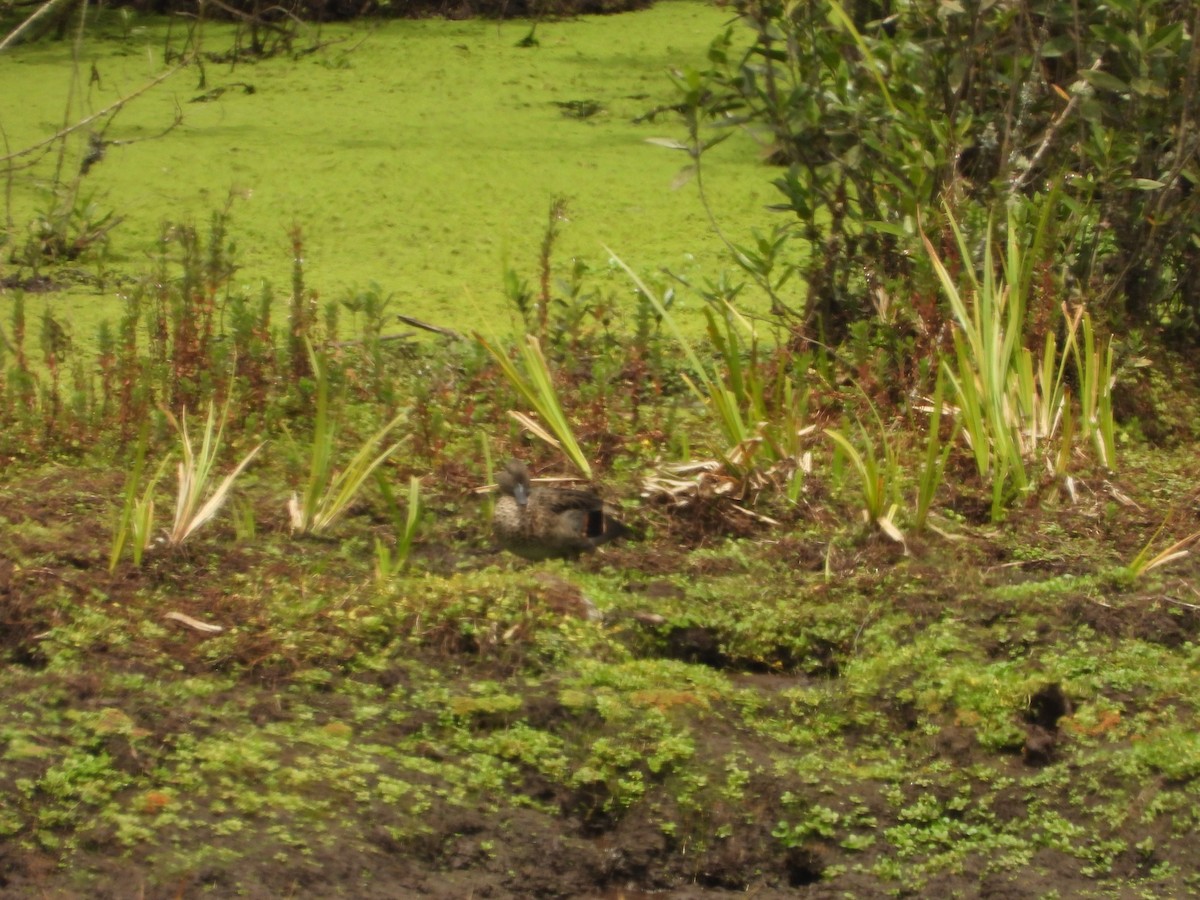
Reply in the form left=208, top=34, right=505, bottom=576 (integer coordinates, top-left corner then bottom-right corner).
left=2, top=0, right=1200, bottom=897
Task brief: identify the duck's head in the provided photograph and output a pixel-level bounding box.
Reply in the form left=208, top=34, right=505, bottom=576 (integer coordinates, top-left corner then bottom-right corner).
left=496, top=460, right=532, bottom=507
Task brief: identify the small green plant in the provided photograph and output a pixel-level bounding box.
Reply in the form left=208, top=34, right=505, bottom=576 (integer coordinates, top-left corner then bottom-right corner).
left=609, top=250, right=812, bottom=489
left=375, top=475, right=424, bottom=582
left=231, top=498, right=257, bottom=542
left=925, top=196, right=1118, bottom=518
left=288, top=340, right=407, bottom=534
left=164, top=400, right=263, bottom=546
left=287, top=225, right=318, bottom=385
left=501, top=263, right=535, bottom=326
left=824, top=421, right=904, bottom=544
left=1072, top=310, right=1117, bottom=469
left=535, top=196, right=569, bottom=340
left=1124, top=518, right=1200, bottom=579
left=773, top=804, right=841, bottom=847
left=24, top=188, right=121, bottom=269
left=476, top=333, right=591, bottom=479
left=926, top=208, right=1033, bottom=515
left=108, top=423, right=169, bottom=571
left=913, top=368, right=955, bottom=532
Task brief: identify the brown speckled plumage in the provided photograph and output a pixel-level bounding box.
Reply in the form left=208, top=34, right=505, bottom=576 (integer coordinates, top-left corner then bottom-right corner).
left=492, top=460, right=630, bottom=560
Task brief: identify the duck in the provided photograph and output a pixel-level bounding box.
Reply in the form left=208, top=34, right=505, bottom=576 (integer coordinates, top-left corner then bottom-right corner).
left=493, top=459, right=631, bottom=560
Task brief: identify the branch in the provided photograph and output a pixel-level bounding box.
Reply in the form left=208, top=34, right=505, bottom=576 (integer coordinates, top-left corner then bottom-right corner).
left=0, top=0, right=73, bottom=54
left=396, top=314, right=463, bottom=340
left=1009, top=57, right=1102, bottom=193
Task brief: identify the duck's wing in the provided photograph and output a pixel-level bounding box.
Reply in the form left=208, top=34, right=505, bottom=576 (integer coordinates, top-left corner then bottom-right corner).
left=538, top=487, right=605, bottom=516
left=536, top=489, right=633, bottom=546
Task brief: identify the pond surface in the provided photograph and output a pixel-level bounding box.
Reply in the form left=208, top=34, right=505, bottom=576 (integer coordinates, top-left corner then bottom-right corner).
left=1, top=2, right=775, bottom=338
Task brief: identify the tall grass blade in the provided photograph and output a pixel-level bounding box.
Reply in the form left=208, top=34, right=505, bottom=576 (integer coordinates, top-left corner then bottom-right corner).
left=1126, top=511, right=1200, bottom=577
left=375, top=474, right=423, bottom=581
left=110, top=441, right=170, bottom=569
left=824, top=424, right=905, bottom=544
left=165, top=400, right=263, bottom=546
left=914, top=368, right=954, bottom=531
left=823, top=427, right=882, bottom=521
left=924, top=198, right=1087, bottom=519
left=609, top=250, right=807, bottom=477
left=476, top=333, right=591, bottom=479
left=290, top=338, right=408, bottom=534
left=110, top=421, right=151, bottom=572
left=294, top=416, right=407, bottom=534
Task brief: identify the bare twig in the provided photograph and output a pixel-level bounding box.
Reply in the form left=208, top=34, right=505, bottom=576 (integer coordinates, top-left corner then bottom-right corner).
left=0, top=63, right=190, bottom=165
left=0, top=0, right=73, bottom=53
left=1010, top=57, right=1103, bottom=193
left=1162, top=596, right=1200, bottom=611
left=327, top=332, right=416, bottom=348
left=103, top=103, right=185, bottom=149
left=396, top=314, right=463, bottom=340
left=164, top=611, right=225, bottom=633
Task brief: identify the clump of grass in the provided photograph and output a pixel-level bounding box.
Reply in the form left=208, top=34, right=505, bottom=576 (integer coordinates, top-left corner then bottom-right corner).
left=924, top=197, right=1118, bottom=519
left=1124, top=513, right=1200, bottom=579
left=108, top=399, right=261, bottom=567
left=913, top=367, right=955, bottom=532
left=824, top=420, right=904, bottom=544
left=287, top=339, right=407, bottom=535
left=164, top=400, right=263, bottom=546
left=609, top=250, right=812, bottom=493
left=477, top=332, right=592, bottom=479
left=108, top=423, right=168, bottom=571
left=375, top=474, right=424, bottom=582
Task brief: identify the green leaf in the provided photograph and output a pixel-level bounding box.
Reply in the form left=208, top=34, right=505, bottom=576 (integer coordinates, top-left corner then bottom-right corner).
left=1145, top=23, right=1183, bottom=55
left=864, top=220, right=912, bottom=238
left=1040, top=35, right=1074, bottom=58
left=1077, top=69, right=1129, bottom=93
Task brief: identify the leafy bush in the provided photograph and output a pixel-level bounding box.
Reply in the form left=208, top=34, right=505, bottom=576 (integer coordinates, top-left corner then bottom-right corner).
left=680, top=0, right=1200, bottom=343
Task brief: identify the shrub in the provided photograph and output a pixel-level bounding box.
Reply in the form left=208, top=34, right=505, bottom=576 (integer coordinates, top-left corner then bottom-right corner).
left=678, top=0, right=1200, bottom=344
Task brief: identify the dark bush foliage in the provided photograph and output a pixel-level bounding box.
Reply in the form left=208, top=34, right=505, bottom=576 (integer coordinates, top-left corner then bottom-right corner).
left=677, top=0, right=1200, bottom=345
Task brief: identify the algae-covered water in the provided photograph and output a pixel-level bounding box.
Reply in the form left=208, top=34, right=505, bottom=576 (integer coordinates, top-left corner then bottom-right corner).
left=1, top=2, right=776, bottom=337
